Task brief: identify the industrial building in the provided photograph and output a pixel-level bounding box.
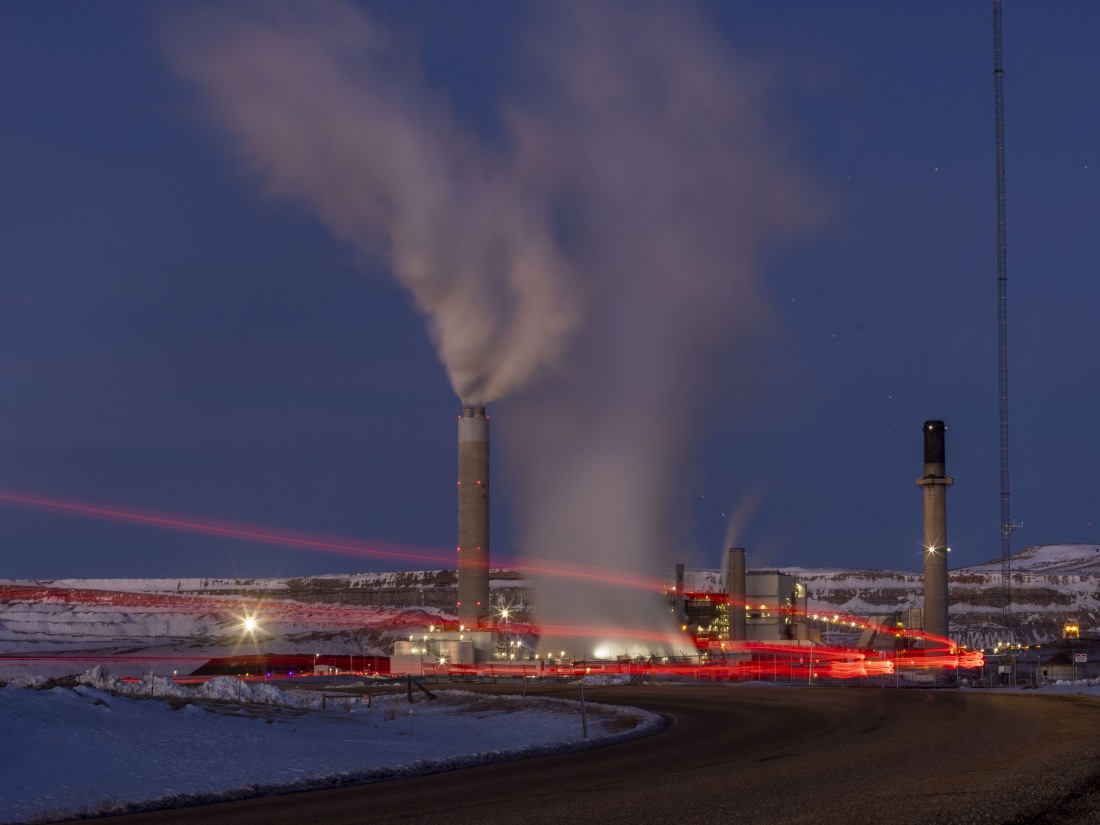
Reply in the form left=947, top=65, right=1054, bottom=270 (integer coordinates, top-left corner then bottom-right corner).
left=392, top=408, right=956, bottom=674
left=672, top=554, right=813, bottom=650
left=392, top=630, right=481, bottom=674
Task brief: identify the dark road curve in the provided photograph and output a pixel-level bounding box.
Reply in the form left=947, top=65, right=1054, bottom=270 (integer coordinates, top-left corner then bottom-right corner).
left=101, top=685, right=1100, bottom=825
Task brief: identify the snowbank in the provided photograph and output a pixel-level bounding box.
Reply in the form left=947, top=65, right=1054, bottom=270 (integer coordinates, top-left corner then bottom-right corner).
left=0, top=669, right=663, bottom=824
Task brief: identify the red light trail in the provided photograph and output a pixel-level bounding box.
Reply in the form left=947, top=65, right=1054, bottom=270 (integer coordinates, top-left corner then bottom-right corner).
left=0, top=489, right=985, bottom=679
left=0, top=488, right=666, bottom=593
left=680, top=590, right=960, bottom=654
left=0, top=488, right=454, bottom=567
left=0, top=584, right=445, bottom=631
left=0, top=582, right=985, bottom=677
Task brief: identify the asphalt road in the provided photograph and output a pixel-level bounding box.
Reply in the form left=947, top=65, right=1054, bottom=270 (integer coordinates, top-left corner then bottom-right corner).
left=102, top=685, right=1100, bottom=825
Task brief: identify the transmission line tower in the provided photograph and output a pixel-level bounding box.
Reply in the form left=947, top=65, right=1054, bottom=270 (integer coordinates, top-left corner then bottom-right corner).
left=992, top=0, right=1015, bottom=623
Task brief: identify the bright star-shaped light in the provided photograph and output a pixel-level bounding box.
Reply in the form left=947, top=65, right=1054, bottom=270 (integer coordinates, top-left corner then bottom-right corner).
left=234, top=608, right=264, bottom=644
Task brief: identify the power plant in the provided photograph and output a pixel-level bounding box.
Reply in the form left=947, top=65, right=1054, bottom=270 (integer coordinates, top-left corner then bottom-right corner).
left=673, top=421, right=957, bottom=662
left=917, top=420, right=952, bottom=641
left=391, top=409, right=966, bottom=676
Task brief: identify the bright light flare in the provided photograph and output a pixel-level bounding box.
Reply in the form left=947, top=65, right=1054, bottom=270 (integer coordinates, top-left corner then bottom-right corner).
left=234, top=609, right=265, bottom=644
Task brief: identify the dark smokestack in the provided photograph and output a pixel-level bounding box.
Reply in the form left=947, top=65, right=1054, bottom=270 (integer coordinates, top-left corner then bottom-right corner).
left=923, top=419, right=946, bottom=467
left=916, top=420, right=952, bottom=642
left=727, top=547, right=747, bottom=642
left=457, top=405, right=490, bottom=627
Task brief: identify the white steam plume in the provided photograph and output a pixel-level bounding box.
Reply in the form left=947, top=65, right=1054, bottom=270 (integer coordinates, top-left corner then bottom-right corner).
left=500, top=3, right=823, bottom=657
left=162, top=1, right=578, bottom=405
left=165, top=1, right=823, bottom=657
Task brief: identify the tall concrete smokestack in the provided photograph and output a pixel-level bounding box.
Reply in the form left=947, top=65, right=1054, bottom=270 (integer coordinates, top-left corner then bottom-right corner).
left=727, top=547, right=747, bottom=642
left=916, top=420, right=952, bottom=642
left=457, top=405, right=490, bottom=627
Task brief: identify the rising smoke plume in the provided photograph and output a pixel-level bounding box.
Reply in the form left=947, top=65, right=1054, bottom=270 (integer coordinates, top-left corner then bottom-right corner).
left=165, top=0, right=823, bottom=656
left=162, top=1, right=579, bottom=405
left=499, top=4, right=823, bottom=656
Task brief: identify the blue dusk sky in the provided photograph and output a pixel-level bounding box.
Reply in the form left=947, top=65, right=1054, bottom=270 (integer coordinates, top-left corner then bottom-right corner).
left=1, top=1, right=1097, bottom=581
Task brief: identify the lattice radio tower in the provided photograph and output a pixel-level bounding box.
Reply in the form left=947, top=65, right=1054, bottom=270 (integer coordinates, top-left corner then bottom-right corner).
left=993, top=0, right=1017, bottom=623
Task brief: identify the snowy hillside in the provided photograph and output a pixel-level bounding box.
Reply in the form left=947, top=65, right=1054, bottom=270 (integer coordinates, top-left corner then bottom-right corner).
left=966, top=544, right=1100, bottom=575
left=689, top=545, right=1100, bottom=649
left=10, top=568, right=527, bottom=609
left=2, top=546, right=1098, bottom=667
left=795, top=546, right=1100, bottom=649
left=0, top=570, right=531, bottom=678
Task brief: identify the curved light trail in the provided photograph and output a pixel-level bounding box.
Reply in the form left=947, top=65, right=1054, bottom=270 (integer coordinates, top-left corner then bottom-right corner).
left=0, top=489, right=984, bottom=679
left=0, top=488, right=665, bottom=592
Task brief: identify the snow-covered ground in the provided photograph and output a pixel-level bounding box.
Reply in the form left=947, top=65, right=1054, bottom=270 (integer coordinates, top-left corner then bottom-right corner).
left=6, top=663, right=1100, bottom=825
left=0, top=669, right=661, bottom=824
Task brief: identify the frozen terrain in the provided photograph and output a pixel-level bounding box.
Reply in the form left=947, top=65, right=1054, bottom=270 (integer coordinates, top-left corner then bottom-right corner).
left=0, top=669, right=660, bottom=824
left=2, top=545, right=1099, bottom=674
left=5, top=665, right=1100, bottom=825
left=687, top=544, right=1100, bottom=648
left=0, top=571, right=528, bottom=673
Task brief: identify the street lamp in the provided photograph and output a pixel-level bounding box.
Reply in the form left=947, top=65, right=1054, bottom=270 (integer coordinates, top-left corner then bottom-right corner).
left=235, top=609, right=264, bottom=644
